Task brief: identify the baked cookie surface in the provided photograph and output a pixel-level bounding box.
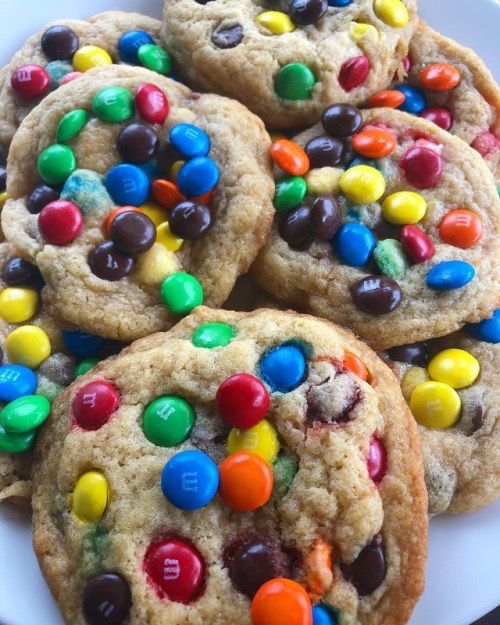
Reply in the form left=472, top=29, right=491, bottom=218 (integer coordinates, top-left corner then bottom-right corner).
left=252, top=106, right=500, bottom=350
left=162, top=0, right=417, bottom=129
left=2, top=65, right=274, bottom=341
left=32, top=307, right=427, bottom=625
left=0, top=11, right=169, bottom=152
left=384, top=308, right=500, bottom=515
left=368, top=21, right=500, bottom=182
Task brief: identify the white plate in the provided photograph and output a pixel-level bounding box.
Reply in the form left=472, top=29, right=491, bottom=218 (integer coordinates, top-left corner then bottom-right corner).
left=0, top=1, right=499, bottom=624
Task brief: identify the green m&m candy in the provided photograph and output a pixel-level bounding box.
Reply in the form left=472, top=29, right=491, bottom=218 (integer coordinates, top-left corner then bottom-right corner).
left=160, top=272, right=203, bottom=315
left=92, top=87, right=134, bottom=123
left=273, top=176, right=307, bottom=213
left=56, top=109, right=89, bottom=144
left=37, top=144, right=76, bottom=184
left=0, top=395, right=51, bottom=434
left=138, top=44, right=172, bottom=75
left=192, top=322, right=236, bottom=349
left=0, top=424, right=36, bottom=453
left=274, top=63, right=317, bottom=101
left=142, top=396, right=195, bottom=447
left=74, top=358, right=100, bottom=377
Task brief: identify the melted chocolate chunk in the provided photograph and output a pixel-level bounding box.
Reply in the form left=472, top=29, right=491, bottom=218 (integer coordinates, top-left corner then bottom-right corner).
left=307, top=372, right=362, bottom=425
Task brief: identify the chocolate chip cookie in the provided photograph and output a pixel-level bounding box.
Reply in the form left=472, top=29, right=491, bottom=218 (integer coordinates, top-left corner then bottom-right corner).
left=162, top=0, right=417, bottom=129
left=2, top=65, right=274, bottom=341
left=32, top=306, right=427, bottom=625
left=251, top=105, right=500, bottom=350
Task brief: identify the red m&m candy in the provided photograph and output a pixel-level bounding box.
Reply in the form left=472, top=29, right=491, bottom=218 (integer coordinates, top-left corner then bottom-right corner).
left=143, top=538, right=205, bottom=603
left=11, top=64, right=50, bottom=98
left=419, top=107, right=453, bottom=131
left=338, top=56, right=370, bottom=92
left=400, top=225, right=435, bottom=263
left=135, top=83, right=169, bottom=124
left=216, top=373, right=270, bottom=429
left=419, top=63, right=461, bottom=91
left=439, top=209, right=483, bottom=249
left=400, top=146, right=443, bottom=190
left=251, top=578, right=312, bottom=625
left=72, top=380, right=120, bottom=430
left=367, top=437, right=387, bottom=483
left=38, top=200, right=84, bottom=246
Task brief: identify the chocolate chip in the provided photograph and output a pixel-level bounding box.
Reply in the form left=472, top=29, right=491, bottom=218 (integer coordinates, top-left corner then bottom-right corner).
left=88, top=242, right=135, bottom=281
left=321, top=104, right=363, bottom=138
left=341, top=534, right=386, bottom=596
left=82, top=572, right=131, bottom=625
left=110, top=211, right=156, bottom=255
left=310, top=196, right=341, bottom=240
left=305, top=135, right=345, bottom=169
left=387, top=342, right=429, bottom=366
left=0, top=166, right=6, bottom=193
left=223, top=532, right=292, bottom=598
left=117, top=122, right=159, bottom=164
left=41, top=25, right=79, bottom=60
left=168, top=201, right=212, bottom=240
left=211, top=24, right=244, bottom=49
left=28, top=184, right=59, bottom=214
left=278, top=205, right=312, bottom=249
left=307, top=371, right=361, bottom=424
left=351, top=276, right=402, bottom=315
left=471, top=404, right=484, bottom=433
left=2, top=256, right=43, bottom=287
left=289, top=0, right=328, bottom=25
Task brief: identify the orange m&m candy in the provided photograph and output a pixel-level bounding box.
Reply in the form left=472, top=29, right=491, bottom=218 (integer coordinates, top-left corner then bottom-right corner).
left=152, top=179, right=186, bottom=209
left=271, top=139, right=310, bottom=176
left=219, top=451, right=273, bottom=511
left=366, top=90, right=405, bottom=109
left=251, top=578, right=312, bottom=625
left=352, top=127, right=396, bottom=159
left=439, top=209, right=483, bottom=249
left=419, top=63, right=461, bottom=91
left=105, top=206, right=141, bottom=236
left=343, top=351, right=370, bottom=382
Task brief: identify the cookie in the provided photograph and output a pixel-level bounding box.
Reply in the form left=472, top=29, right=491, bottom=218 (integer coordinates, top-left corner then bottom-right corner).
left=32, top=306, right=427, bottom=625
left=367, top=21, right=500, bottom=182
left=0, top=242, right=127, bottom=503
left=0, top=11, right=169, bottom=154
left=384, top=307, right=500, bottom=515
left=251, top=105, right=500, bottom=350
left=1, top=65, right=274, bottom=341
left=162, top=0, right=418, bottom=129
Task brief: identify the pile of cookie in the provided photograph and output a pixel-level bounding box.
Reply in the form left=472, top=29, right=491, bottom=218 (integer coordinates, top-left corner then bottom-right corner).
left=0, top=3, right=498, bottom=625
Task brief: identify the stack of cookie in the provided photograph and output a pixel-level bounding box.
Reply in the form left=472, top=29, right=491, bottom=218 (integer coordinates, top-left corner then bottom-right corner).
left=0, top=3, right=498, bottom=625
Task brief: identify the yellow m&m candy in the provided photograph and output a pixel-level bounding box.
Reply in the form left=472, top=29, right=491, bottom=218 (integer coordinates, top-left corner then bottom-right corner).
left=139, top=202, right=169, bottom=227
left=0, top=287, right=39, bottom=323
left=5, top=325, right=51, bottom=368
left=169, top=160, right=185, bottom=182
left=73, top=46, right=113, bottom=72
left=350, top=22, right=379, bottom=43
left=157, top=221, right=184, bottom=252
left=401, top=366, right=429, bottom=402
left=373, top=0, right=410, bottom=28
left=427, top=348, right=480, bottom=389
left=340, top=165, right=385, bottom=204
left=256, top=11, right=295, bottom=35
left=382, top=191, right=427, bottom=225
left=135, top=243, right=180, bottom=285
left=410, top=381, right=461, bottom=429
left=227, top=419, right=280, bottom=465
left=0, top=191, right=8, bottom=209
left=72, top=471, right=109, bottom=523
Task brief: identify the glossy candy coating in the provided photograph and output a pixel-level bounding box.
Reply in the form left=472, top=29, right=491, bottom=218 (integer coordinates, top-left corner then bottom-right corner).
left=217, top=373, right=270, bottom=429
left=338, top=56, right=370, bottom=92
left=0, top=364, right=37, bottom=402
left=73, top=46, right=112, bottom=72
left=352, top=127, right=396, bottom=158
left=305, top=136, right=344, bottom=168
left=271, top=140, right=310, bottom=176
left=342, top=351, right=369, bottom=381
left=110, top=210, right=156, bottom=255
left=426, top=260, right=475, bottom=290
left=38, top=200, right=83, bottom=245
left=169, top=123, right=210, bottom=158
left=394, top=84, right=426, bottom=114
left=227, top=419, right=280, bottom=464
left=410, top=381, right=461, bottom=429
left=274, top=64, right=316, bottom=100
left=92, top=87, right=134, bottom=123
left=256, top=11, right=295, bottom=34
left=219, top=451, right=273, bottom=511
left=191, top=322, right=236, bottom=348
left=28, top=184, right=59, bottom=214
left=367, top=437, right=387, bottom=483
left=382, top=191, right=427, bottom=225
left=117, top=121, right=159, bottom=163
left=259, top=344, right=307, bottom=393
left=322, top=104, right=362, bottom=137
left=339, top=165, right=385, bottom=204
left=428, top=348, right=480, bottom=389
left=161, top=449, right=219, bottom=510
left=351, top=276, right=402, bottom=315
left=118, top=30, right=155, bottom=64
left=400, top=146, right=443, bottom=190
left=251, top=578, right=313, bottom=625
left=274, top=177, right=307, bottom=213
left=104, top=164, right=150, bottom=206
left=341, top=535, right=386, bottom=595
left=37, top=144, right=76, bottom=184
left=177, top=157, right=219, bottom=197
left=152, top=179, right=185, bottom=209
left=0, top=395, right=50, bottom=433
left=373, top=0, right=410, bottom=27
left=289, top=0, right=328, bottom=25
left=366, top=90, right=405, bottom=109
left=334, top=223, right=376, bottom=267
left=420, top=107, right=453, bottom=131
left=419, top=63, right=461, bottom=91
left=135, top=82, right=169, bottom=124
left=439, top=209, right=482, bottom=249
left=0, top=424, right=36, bottom=453
left=1, top=257, right=42, bottom=287
left=466, top=308, right=500, bottom=344
left=5, top=326, right=51, bottom=368
left=74, top=358, right=99, bottom=377
left=387, top=342, right=429, bottom=366
left=400, top=225, right=434, bottom=263
left=137, top=44, right=172, bottom=75
left=71, top=470, right=109, bottom=523
left=142, top=396, right=195, bottom=447
left=0, top=287, right=39, bottom=323
left=56, top=109, right=89, bottom=144
left=82, top=573, right=131, bottom=625
left=72, top=380, right=120, bottom=431
left=312, top=605, right=338, bottom=625
left=212, top=24, right=245, bottom=48
left=160, top=272, right=204, bottom=315
left=88, top=242, right=135, bottom=281
left=11, top=64, right=50, bottom=98
left=41, top=26, right=79, bottom=60
left=168, top=201, right=212, bottom=240
left=279, top=206, right=311, bottom=248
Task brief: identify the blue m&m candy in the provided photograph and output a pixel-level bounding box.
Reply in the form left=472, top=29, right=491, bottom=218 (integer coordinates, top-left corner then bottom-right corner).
left=104, top=164, right=150, bottom=206
left=62, top=330, right=106, bottom=358
left=313, top=604, right=338, bottom=625
left=169, top=123, right=210, bottom=158
left=466, top=308, right=500, bottom=344
left=426, top=260, right=475, bottom=290
left=334, top=223, right=376, bottom=267
left=118, top=30, right=155, bottom=64
left=177, top=157, right=220, bottom=197
left=328, top=0, right=352, bottom=6
left=259, top=344, right=307, bottom=393
left=394, top=85, right=427, bottom=114
left=161, top=449, right=219, bottom=510
left=0, top=364, right=37, bottom=402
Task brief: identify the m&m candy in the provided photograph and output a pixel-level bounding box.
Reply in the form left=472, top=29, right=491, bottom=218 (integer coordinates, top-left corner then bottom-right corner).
left=466, top=309, right=500, bottom=344
left=142, top=396, right=195, bottom=447
left=118, top=30, right=155, bottom=64
left=427, top=348, right=480, bottom=389
left=191, top=322, right=236, bottom=349
left=71, top=470, right=109, bottom=523
left=0, top=365, right=37, bottom=402
left=161, top=450, right=219, bottom=510
left=83, top=574, right=131, bottom=625
left=5, top=325, right=51, bottom=368
left=426, top=260, right=475, bottom=290
left=259, top=344, right=307, bottom=393
left=216, top=373, right=270, bottom=429
left=219, top=451, right=273, bottom=511
left=251, top=578, right=313, bottom=625
left=169, top=123, right=210, bottom=158
left=227, top=419, right=280, bottom=464
left=410, top=381, right=461, bottom=429
left=72, top=380, right=120, bottom=431
left=0, top=395, right=50, bottom=433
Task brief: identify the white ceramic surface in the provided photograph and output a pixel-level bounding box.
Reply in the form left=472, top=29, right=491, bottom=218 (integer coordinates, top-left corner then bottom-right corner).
left=0, top=1, right=499, bottom=624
